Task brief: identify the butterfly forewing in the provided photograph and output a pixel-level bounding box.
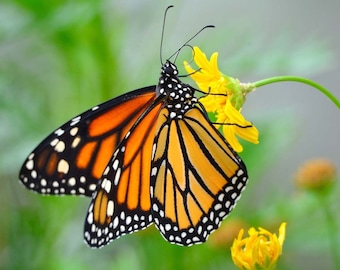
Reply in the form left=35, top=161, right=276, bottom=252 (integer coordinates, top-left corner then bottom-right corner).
left=150, top=107, right=248, bottom=246
left=84, top=101, right=163, bottom=247
left=19, top=87, right=156, bottom=197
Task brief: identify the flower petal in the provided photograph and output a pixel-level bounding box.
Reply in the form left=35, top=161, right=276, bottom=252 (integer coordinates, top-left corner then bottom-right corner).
left=235, top=125, right=259, bottom=144
left=184, top=46, right=259, bottom=152
left=231, top=223, right=287, bottom=270
left=223, top=125, right=244, bottom=152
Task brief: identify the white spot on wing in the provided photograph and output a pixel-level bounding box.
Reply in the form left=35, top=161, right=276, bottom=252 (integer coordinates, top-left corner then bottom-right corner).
left=31, top=170, right=37, bottom=179
left=104, top=179, right=112, bottom=193
left=152, top=204, right=159, bottom=212
left=68, top=177, right=76, bottom=186
left=225, top=186, right=233, bottom=193
left=126, top=216, right=132, bottom=225
left=55, top=141, right=65, bottom=152
left=114, top=168, right=121, bottom=185
left=113, top=217, right=119, bottom=229
left=151, top=167, right=158, bottom=176
left=70, top=116, right=81, bottom=126
left=71, top=136, right=81, bottom=148
left=112, top=159, right=119, bottom=170
left=25, top=160, right=34, bottom=170
left=50, top=138, right=59, bottom=147
left=87, top=212, right=93, bottom=224
left=169, top=112, right=176, bottom=119
left=107, top=200, right=114, bottom=216
left=214, top=203, right=222, bottom=210
left=70, top=127, right=78, bottom=136
left=57, top=159, right=69, bottom=174
left=152, top=143, right=157, bottom=158
left=89, top=184, right=96, bottom=191
left=55, top=128, right=64, bottom=136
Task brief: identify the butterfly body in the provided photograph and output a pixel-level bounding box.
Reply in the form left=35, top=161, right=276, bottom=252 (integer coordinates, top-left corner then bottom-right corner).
left=20, top=59, right=248, bottom=247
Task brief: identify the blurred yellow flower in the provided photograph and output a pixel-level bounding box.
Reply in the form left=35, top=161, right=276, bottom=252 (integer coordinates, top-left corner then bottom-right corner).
left=294, top=158, right=336, bottom=192
left=231, top=223, right=286, bottom=270
left=184, top=46, right=258, bottom=152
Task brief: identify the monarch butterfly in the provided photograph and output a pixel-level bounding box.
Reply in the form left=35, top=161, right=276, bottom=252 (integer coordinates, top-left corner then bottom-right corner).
left=19, top=12, right=248, bottom=248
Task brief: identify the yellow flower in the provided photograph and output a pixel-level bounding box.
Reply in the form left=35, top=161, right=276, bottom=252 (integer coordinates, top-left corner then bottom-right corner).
left=184, top=47, right=258, bottom=152
left=231, top=223, right=287, bottom=270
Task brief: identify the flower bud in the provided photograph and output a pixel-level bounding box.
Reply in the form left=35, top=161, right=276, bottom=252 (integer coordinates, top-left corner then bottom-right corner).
left=294, top=158, right=336, bottom=192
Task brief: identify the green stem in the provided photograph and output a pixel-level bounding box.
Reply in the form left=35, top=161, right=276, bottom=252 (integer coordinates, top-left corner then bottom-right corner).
left=253, top=76, right=340, bottom=109
left=317, top=194, right=340, bottom=270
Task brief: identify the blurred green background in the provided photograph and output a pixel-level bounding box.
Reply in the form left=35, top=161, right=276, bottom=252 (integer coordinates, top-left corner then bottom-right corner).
left=1, top=0, right=339, bottom=269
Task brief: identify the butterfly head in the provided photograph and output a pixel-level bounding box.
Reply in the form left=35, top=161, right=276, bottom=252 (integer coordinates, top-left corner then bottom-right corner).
left=161, top=60, right=179, bottom=77
left=156, top=60, right=197, bottom=118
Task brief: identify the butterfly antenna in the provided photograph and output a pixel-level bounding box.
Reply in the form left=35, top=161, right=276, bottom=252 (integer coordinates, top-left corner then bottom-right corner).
left=171, top=24, right=215, bottom=62
left=160, top=5, right=174, bottom=65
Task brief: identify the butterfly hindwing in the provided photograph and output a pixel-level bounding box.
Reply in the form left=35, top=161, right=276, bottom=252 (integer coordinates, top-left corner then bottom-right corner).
left=150, top=107, right=248, bottom=246
left=84, top=100, right=163, bottom=247
left=19, top=87, right=157, bottom=197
